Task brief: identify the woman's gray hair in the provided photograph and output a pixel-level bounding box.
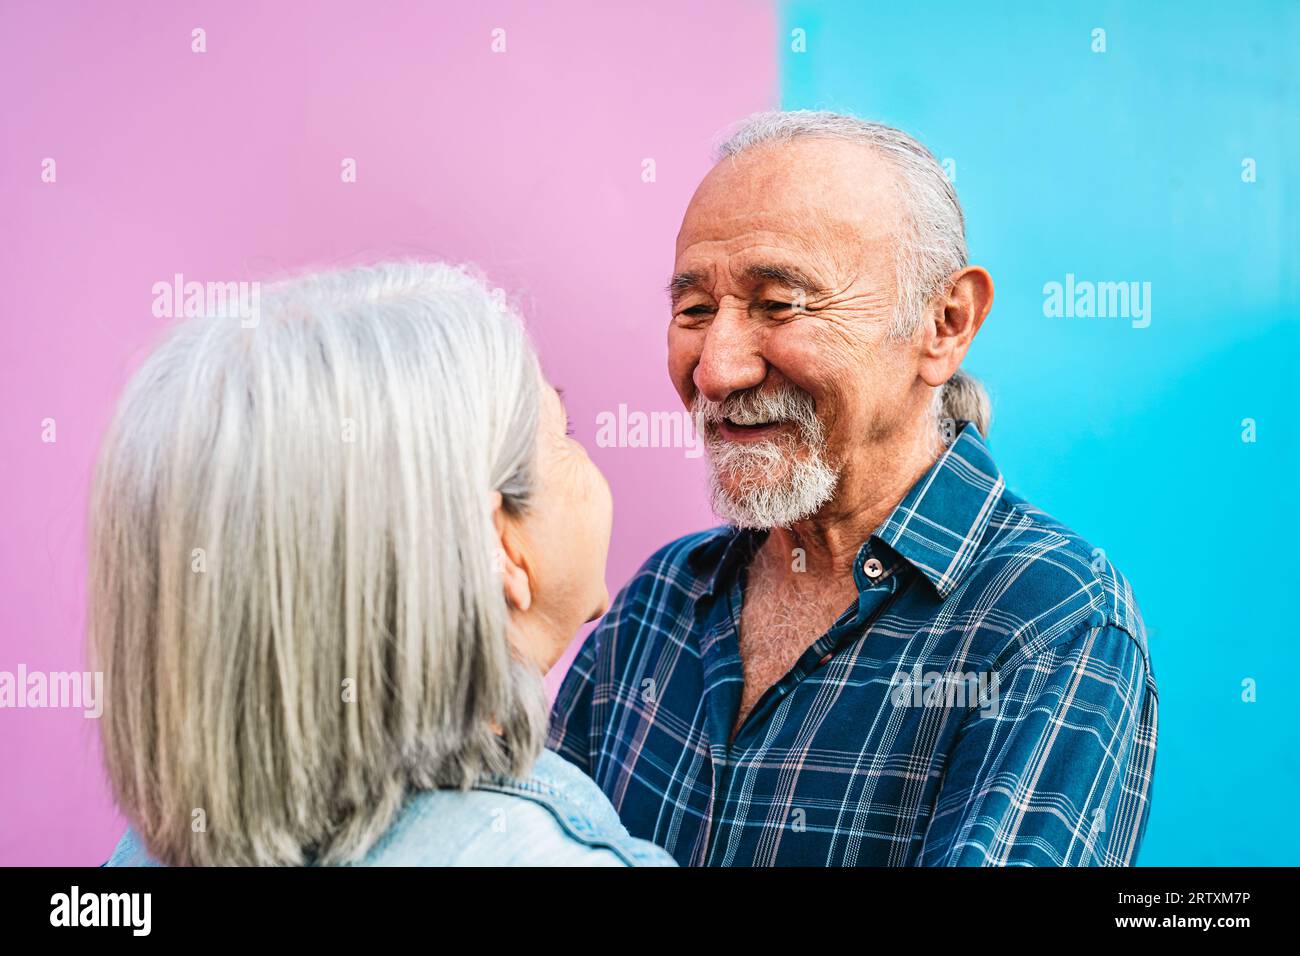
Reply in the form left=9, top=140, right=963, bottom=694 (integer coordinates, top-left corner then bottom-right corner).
left=715, top=110, right=991, bottom=436
left=89, top=261, right=548, bottom=866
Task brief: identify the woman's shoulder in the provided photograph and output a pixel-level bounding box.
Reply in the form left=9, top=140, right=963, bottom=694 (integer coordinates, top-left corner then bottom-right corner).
left=368, top=750, right=674, bottom=867
left=102, top=751, right=676, bottom=867
left=103, top=826, right=160, bottom=867
left=477, top=748, right=675, bottom=866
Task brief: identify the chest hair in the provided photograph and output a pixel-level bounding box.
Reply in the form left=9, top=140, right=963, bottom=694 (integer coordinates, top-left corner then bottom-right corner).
left=734, top=554, right=860, bottom=734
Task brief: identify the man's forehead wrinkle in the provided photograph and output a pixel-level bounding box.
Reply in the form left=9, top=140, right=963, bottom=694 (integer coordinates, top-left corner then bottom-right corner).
left=673, top=227, right=873, bottom=302
left=730, top=261, right=830, bottom=297
left=675, top=150, right=903, bottom=298
left=682, top=197, right=888, bottom=264
left=676, top=235, right=833, bottom=290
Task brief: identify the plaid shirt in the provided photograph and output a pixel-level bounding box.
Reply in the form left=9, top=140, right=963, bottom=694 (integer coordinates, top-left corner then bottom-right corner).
left=549, top=422, right=1158, bottom=866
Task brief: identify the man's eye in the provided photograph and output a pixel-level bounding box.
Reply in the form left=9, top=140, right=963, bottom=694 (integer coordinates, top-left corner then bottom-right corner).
left=680, top=305, right=714, bottom=317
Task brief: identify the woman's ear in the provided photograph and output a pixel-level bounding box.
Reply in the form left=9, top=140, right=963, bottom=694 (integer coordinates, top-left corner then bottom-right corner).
left=490, top=491, right=532, bottom=612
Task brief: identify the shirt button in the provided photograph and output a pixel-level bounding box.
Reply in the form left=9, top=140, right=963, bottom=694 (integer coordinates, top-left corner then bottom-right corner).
left=863, top=557, right=884, bottom=579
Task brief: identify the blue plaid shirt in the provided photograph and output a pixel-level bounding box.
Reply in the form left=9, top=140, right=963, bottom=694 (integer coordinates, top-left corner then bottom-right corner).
left=549, top=422, right=1158, bottom=866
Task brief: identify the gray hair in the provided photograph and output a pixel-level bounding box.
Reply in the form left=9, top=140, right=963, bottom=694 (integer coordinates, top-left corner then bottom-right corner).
left=715, top=110, right=991, bottom=436
left=89, top=261, right=548, bottom=866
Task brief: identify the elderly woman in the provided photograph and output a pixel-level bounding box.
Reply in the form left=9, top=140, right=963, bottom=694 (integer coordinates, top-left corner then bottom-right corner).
left=95, top=262, right=672, bottom=866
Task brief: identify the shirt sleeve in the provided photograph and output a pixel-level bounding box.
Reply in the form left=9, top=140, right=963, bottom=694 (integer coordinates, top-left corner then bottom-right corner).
left=546, top=628, right=600, bottom=775
left=920, top=622, right=1158, bottom=866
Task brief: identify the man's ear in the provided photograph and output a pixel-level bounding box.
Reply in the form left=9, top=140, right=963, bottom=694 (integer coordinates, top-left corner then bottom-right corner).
left=490, top=491, right=532, bottom=612
left=918, top=266, right=994, bottom=388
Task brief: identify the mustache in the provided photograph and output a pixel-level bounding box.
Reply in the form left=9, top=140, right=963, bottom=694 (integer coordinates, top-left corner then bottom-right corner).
left=691, top=386, right=822, bottom=442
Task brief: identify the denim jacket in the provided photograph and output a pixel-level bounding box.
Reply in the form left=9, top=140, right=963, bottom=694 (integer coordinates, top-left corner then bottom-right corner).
left=105, top=749, right=675, bottom=867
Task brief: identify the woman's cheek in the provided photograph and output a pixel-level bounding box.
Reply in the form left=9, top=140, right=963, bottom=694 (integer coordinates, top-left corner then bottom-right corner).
left=597, top=470, right=614, bottom=540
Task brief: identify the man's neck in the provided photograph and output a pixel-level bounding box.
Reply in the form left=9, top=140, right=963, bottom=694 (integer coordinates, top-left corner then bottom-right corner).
left=759, top=423, right=944, bottom=584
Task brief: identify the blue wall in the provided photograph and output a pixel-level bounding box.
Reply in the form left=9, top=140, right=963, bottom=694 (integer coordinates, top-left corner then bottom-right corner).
left=779, top=0, right=1299, bottom=864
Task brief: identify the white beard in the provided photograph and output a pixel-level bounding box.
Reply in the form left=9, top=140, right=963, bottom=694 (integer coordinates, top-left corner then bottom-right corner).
left=693, top=387, right=839, bottom=529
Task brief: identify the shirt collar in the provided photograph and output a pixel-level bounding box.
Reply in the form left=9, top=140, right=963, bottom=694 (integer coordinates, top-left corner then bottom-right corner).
left=686, top=421, right=1006, bottom=602
left=686, top=524, right=761, bottom=598
left=873, top=421, right=1005, bottom=599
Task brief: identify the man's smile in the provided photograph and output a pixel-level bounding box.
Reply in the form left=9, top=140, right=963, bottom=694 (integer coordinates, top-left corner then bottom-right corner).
left=715, top=418, right=789, bottom=442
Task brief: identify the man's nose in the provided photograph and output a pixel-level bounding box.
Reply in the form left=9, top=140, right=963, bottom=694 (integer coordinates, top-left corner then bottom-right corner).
left=693, top=305, right=766, bottom=403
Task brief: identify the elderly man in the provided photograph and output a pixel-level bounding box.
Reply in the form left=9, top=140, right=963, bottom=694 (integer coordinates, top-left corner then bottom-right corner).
left=549, top=111, right=1157, bottom=866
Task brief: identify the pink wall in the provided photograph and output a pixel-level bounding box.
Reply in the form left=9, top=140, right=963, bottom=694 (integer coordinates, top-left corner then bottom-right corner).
left=0, top=0, right=776, bottom=865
